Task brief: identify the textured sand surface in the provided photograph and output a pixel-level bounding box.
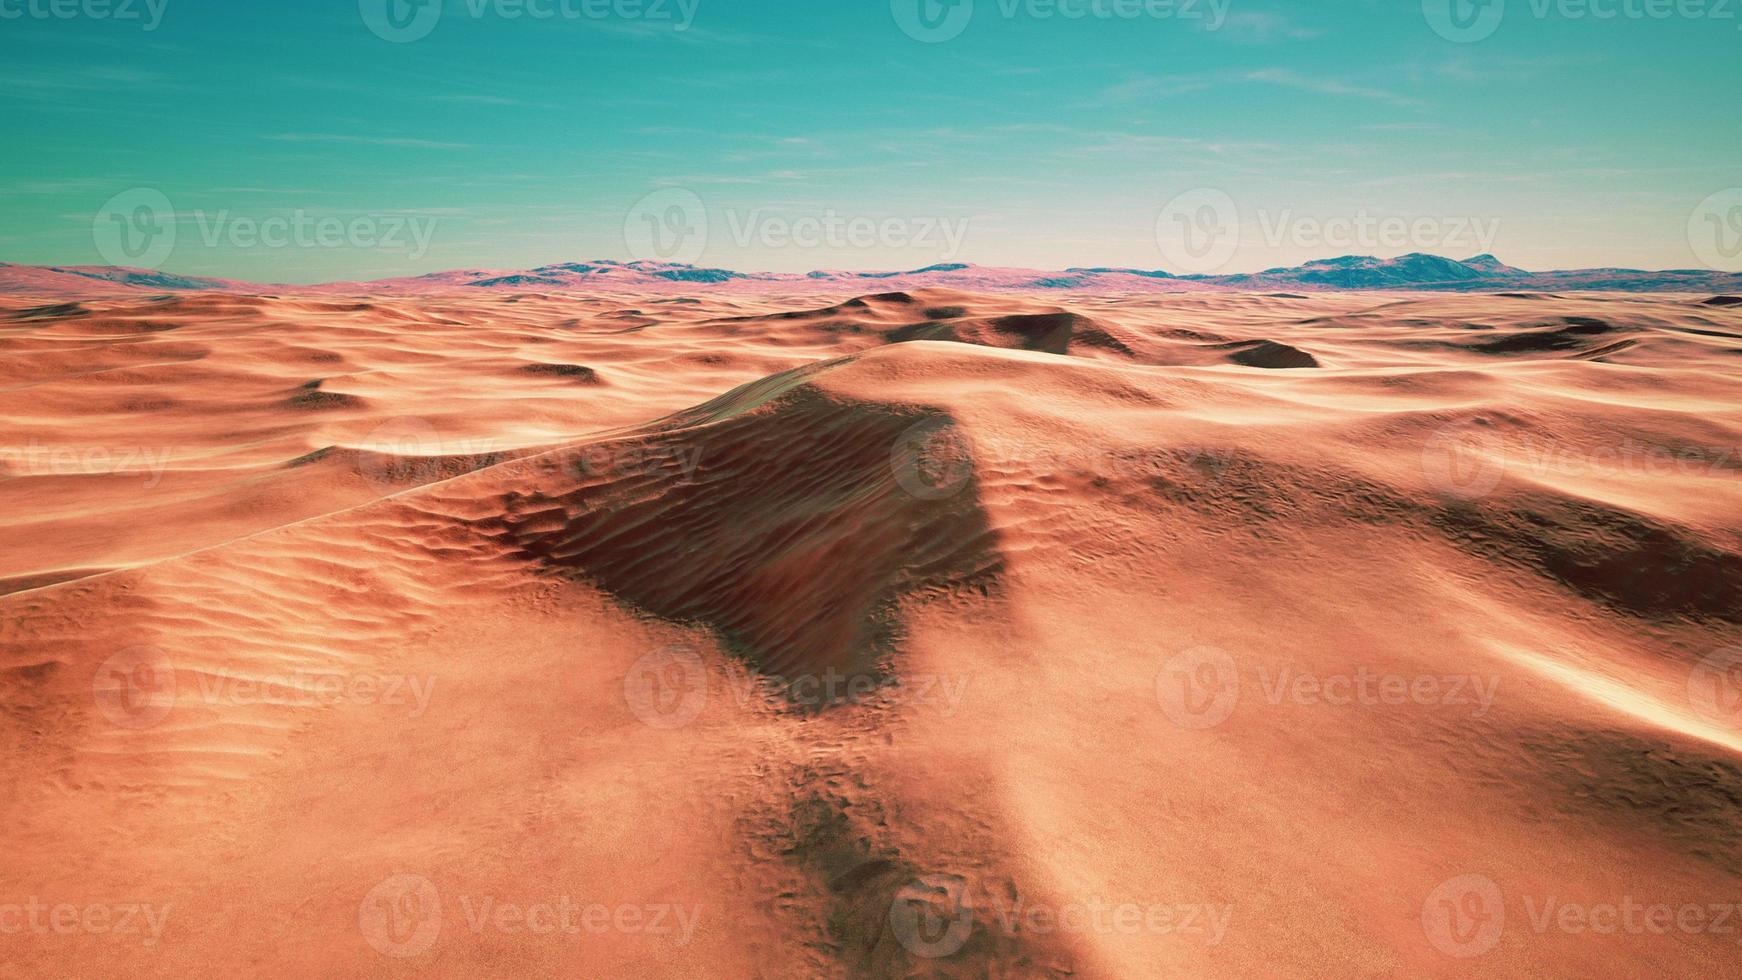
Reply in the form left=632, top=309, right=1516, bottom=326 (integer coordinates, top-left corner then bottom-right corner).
left=4, top=287, right=1742, bottom=977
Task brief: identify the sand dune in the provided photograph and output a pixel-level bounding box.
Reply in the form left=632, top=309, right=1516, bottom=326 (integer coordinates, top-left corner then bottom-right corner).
left=4, top=287, right=1742, bottom=977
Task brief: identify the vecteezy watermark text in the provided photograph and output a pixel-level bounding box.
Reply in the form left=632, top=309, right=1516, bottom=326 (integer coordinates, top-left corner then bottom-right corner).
left=1423, top=874, right=1742, bottom=958
left=92, top=189, right=442, bottom=269
left=360, top=0, right=699, bottom=43
left=0, top=0, right=167, bottom=29
left=0, top=899, right=171, bottom=947
left=358, top=875, right=702, bottom=958
left=891, top=0, right=1232, bottom=43
left=1155, top=647, right=1501, bottom=730
left=1424, top=0, right=1742, bottom=43
left=888, top=873, right=1232, bottom=959
left=1155, top=189, right=1504, bottom=275
left=623, top=188, right=973, bottom=266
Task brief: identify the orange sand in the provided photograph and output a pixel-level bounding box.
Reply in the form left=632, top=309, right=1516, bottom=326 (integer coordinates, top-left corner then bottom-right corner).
left=4, top=287, right=1742, bottom=977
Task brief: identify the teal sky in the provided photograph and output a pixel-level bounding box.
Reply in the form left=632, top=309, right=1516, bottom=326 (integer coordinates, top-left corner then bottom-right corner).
left=4, top=0, right=1740, bottom=282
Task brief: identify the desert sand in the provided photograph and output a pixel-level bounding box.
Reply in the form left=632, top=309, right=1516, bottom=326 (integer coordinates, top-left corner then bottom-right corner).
left=4, top=286, right=1742, bottom=977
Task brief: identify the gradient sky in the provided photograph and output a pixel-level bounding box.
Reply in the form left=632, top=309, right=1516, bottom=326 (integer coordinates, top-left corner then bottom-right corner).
left=4, top=0, right=1740, bottom=282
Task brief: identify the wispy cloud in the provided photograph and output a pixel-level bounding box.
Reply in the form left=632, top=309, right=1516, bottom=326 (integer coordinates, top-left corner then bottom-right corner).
left=1216, top=11, right=1323, bottom=42
left=262, top=133, right=472, bottom=151
left=1243, top=68, right=1415, bottom=107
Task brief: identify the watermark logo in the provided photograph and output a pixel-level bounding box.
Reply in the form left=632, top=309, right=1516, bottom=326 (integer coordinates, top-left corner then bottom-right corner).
left=891, top=0, right=975, bottom=42
left=1689, top=647, right=1742, bottom=731
left=92, top=646, right=176, bottom=730
left=1155, top=646, right=1240, bottom=730
left=889, top=875, right=976, bottom=958
left=359, top=0, right=442, bottom=42
left=1155, top=189, right=1239, bottom=275
left=1690, top=189, right=1742, bottom=272
left=1421, top=426, right=1507, bottom=499
left=624, top=188, right=708, bottom=265
left=359, top=874, right=443, bottom=957
left=1422, top=874, right=1505, bottom=957
left=1423, top=0, right=1506, bottom=42
left=890, top=418, right=975, bottom=501
left=623, top=644, right=709, bottom=729
left=93, top=188, right=175, bottom=270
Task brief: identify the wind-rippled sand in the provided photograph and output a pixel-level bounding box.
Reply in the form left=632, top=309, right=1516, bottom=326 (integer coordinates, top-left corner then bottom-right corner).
left=4, top=287, right=1742, bottom=977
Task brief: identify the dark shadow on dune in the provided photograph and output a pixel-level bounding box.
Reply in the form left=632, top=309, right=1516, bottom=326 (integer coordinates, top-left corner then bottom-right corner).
left=1513, top=726, right=1742, bottom=870
left=490, top=380, right=1005, bottom=700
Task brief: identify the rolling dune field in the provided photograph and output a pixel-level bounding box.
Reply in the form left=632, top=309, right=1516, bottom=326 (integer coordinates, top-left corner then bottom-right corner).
left=4, top=286, right=1742, bottom=978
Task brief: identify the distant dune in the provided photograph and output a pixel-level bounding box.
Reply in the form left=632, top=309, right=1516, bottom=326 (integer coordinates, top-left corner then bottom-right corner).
left=4, top=254, right=1740, bottom=299
left=4, top=285, right=1742, bottom=977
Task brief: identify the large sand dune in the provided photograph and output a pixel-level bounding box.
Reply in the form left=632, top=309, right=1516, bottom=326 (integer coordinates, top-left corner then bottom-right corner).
left=4, top=287, right=1742, bottom=977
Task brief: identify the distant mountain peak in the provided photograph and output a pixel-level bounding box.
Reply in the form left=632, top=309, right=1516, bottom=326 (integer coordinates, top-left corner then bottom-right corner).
left=3, top=253, right=1736, bottom=298
left=1460, top=254, right=1528, bottom=276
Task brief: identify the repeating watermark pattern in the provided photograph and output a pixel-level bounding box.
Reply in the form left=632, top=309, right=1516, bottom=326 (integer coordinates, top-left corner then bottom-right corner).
left=360, top=0, right=699, bottom=43
left=1424, top=874, right=1742, bottom=957
left=92, top=188, right=175, bottom=270
left=890, top=418, right=976, bottom=501
left=623, top=189, right=973, bottom=265
left=355, top=417, right=473, bottom=489
left=724, top=210, right=971, bottom=257
left=191, top=670, right=438, bottom=717
left=891, top=0, right=1232, bottom=43
left=1157, top=647, right=1501, bottom=730
left=358, top=875, right=701, bottom=957
left=92, top=647, right=437, bottom=729
left=573, top=442, right=705, bottom=484
left=0, top=899, right=172, bottom=947
left=622, top=644, right=972, bottom=728
left=92, top=189, right=439, bottom=270
left=1424, top=429, right=1742, bottom=500
left=359, top=875, right=443, bottom=958
left=1422, top=874, right=1506, bottom=957
left=1688, top=647, right=1742, bottom=731
left=1155, top=189, right=1241, bottom=275
left=350, top=421, right=706, bottom=492
left=623, top=644, right=711, bottom=730
left=888, top=874, right=1232, bottom=959
left=1253, top=210, right=1502, bottom=257
left=1155, top=647, right=1241, bottom=730
left=1155, top=189, right=1503, bottom=275
left=92, top=646, right=177, bottom=730
left=0, top=0, right=168, bottom=29
left=1689, top=189, right=1742, bottom=272
left=1426, top=0, right=1742, bottom=43
left=1421, top=427, right=1508, bottom=499
left=0, top=439, right=174, bottom=489
left=624, top=188, right=708, bottom=264
left=1422, top=0, right=1509, bottom=42
left=889, top=423, right=1241, bottom=503
left=188, top=210, right=439, bottom=260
